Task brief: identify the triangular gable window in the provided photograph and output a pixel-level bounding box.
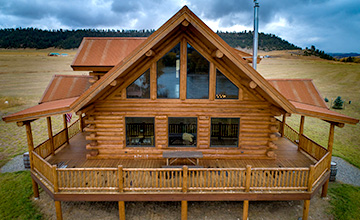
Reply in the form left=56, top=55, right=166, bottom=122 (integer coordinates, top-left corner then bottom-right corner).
left=187, top=43, right=209, bottom=99
left=126, top=69, right=150, bottom=98
left=216, top=69, right=239, bottom=99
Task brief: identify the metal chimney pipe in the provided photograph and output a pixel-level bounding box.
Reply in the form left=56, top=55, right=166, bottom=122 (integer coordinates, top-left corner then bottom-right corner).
left=252, top=0, right=259, bottom=70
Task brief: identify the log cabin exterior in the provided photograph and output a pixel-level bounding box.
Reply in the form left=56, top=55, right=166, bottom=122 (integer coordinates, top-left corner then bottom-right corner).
left=2, top=6, right=359, bottom=220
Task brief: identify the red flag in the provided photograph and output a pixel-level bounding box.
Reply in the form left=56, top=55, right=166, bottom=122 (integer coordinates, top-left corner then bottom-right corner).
left=66, top=113, right=72, bottom=123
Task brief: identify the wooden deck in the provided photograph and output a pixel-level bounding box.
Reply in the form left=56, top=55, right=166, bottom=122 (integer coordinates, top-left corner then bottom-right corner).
left=47, top=132, right=316, bottom=169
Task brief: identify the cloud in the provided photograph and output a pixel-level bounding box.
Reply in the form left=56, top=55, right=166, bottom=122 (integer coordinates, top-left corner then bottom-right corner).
left=0, top=0, right=359, bottom=52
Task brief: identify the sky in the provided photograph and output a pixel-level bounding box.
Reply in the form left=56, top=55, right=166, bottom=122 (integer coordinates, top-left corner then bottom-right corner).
left=0, top=0, right=359, bottom=53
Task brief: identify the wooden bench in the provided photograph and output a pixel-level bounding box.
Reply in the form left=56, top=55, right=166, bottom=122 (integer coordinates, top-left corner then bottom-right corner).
left=162, top=151, right=203, bottom=166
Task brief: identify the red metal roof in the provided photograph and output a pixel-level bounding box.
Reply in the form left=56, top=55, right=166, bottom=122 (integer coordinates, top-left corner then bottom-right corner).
left=268, top=79, right=359, bottom=124
left=3, top=97, right=77, bottom=122
left=71, top=37, right=147, bottom=70
left=40, top=75, right=92, bottom=103
left=268, top=79, right=328, bottom=109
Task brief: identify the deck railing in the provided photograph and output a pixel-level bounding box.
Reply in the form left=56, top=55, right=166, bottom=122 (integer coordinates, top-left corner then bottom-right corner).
left=34, top=119, right=81, bottom=159
left=31, top=119, right=330, bottom=195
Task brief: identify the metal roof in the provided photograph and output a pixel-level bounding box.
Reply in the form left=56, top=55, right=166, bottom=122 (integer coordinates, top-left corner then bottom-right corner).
left=40, top=75, right=92, bottom=103
left=268, top=79, right=358, bottom=124
left=71, top=37, right=146, bottom=70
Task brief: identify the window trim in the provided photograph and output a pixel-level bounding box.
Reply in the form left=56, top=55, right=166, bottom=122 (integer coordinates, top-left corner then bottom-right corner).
left=210, top=117, right=240, bottom=148
left=125, top=117, right=155, bottom=147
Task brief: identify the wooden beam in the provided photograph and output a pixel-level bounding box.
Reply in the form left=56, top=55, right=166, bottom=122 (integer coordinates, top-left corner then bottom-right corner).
left=211, top=49, right=223, bottom=59
left=243, top=200, right=249, bottom=220
left=25, top=122, right=40, bottom=198
left=181, top=19, right=190, bottom=27
left=298, top=115, right=305, bottom=150
left=110, top=80, right=119, bottom=87
left=63, top=114, right=69, bottom=145
left=17, top=119, right=36, bottom=127
left=249, top=81, right=257, bottom=89
left=322, top=123, right=336, bottom=197
left=180, top=37, right=187, bottom=100
left=55, top=201, right=63, bottom=220
left=209, top=62, right=216, bottom=101
left=119, top=201, right=125, bottom=220
left=280, top=114, right=287, bottom=137
left=150, top=62, right=157, bottom=100
left=302, top=200, right=310, bottom=220
left=145, top=49, right=155, bottom=57
left=181, top=201, right=188, bottom=220
left=47, top=117, right=55, bottom=156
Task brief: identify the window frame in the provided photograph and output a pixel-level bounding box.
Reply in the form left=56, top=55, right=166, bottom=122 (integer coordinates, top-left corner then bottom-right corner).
left=210, top=117, right=240, bottom=148
left=125, top=117, right=155, bottom=147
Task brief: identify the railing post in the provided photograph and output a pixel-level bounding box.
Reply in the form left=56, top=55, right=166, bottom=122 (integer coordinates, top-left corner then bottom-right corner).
left=53, top=165, right=59, bottom=192
left=245, top=165, right=252, bottom=192
left=118, top=165, right=124, bottom=192
left=25, top=122, right=39, bottom=199
left=280, top=114, right=287, bottom=137
left=307, top=165, right=315, bottom=192
left=182, top=166, right=188, bottom=193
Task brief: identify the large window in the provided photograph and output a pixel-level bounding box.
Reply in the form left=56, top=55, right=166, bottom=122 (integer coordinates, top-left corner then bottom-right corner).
left=210, top=118, right=239, bottom=147
left=168, top=117, right=197, bottom=147
left=187, top=43, right=209, bottom=99
left=126, top=117, right=154, bottom=147
left=157, top=43, right=180, bottom=98
left=126, top=69, right=150, bottom=98
left=216, top=69, right=239, bottom=99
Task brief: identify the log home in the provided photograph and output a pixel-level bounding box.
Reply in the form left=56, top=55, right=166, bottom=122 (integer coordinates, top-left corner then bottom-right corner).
left=3, top=6, right=358, bottom=220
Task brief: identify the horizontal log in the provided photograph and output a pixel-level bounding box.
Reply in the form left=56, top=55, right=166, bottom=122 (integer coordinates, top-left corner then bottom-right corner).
left=85, top=119, right=123, bottom=124
left=86, top=136, right=123, bottom=141
left=84, top=127, right=122, bottom=132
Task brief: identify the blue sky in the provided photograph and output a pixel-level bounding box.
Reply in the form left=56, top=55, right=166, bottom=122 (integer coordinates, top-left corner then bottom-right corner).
left=0, top=0, right=359, bottom=53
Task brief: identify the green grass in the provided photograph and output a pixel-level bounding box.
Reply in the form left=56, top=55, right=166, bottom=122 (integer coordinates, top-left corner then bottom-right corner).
left=0, top=171, right=43, bottom=220
left=329, top=183, right=360, bottom=220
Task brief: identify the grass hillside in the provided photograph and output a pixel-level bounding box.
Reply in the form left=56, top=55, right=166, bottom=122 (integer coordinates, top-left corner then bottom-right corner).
left=258, top=50, right=360, bottom=168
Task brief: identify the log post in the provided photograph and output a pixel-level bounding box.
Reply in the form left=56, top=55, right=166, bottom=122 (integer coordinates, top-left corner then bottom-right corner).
left=25, top=122, right=39, bottom=198
left=245, top=165, right=251, bottom=192
left=280, top=114, right=287, bottom=137
left=55, top=201, right=63, bottom=220
left=118, top=165, right=123, bottom=192
left=47, top=117, right=55, bottom=155
left=79, top=114, right=84, bottom=132
left=53, top=165, right=59, bottom=192
left=181, top=200, right=188, bottom=220
left=243, top=200, right=249, bottom=220
left=298, top=115, right=305, bottom=150
left=63, top=114, right=69, bottom=144
left=182, top=166, right=188, bottom=192
left=322, top=123, right=335, bottom=197
left=302, top=200, right=310, bottom=220
left=119, top=201, right=125, bottom=220
left=307, top=165, right=315, bottom=192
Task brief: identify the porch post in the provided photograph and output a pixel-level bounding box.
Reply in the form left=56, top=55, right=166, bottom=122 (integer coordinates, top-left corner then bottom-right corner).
left=181, top=200, right=188, bottom=220
left=302, top=200, right=310, bottom=220
left=55, top=201, right=63, bottom=220
left=298, top=115, right=305, bottom=149
left=25, top=122, right=39, bottom=198
left=79, top=114, right=84, bottom=132
left=118, top=201, right=125, bottom=220
left=47, top=116, right=55, bottom=155
left=243, top=200, right=249, bottom=220
left=322, top=123, right=335, bottom=197
left=63, top=114, right=69, bottom=144
left=280, top=114, right=286, bottom=137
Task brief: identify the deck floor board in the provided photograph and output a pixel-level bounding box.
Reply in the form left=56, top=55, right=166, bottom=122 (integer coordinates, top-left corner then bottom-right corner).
left=47, top=132, right=316, bottom=169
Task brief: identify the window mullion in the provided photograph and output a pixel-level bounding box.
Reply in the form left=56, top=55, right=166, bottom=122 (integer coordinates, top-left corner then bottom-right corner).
left=180, top=38, right=187, bottom=100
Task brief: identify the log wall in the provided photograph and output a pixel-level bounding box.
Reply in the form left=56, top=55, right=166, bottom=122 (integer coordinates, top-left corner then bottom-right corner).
left=84, top=99, right=279, bottom=159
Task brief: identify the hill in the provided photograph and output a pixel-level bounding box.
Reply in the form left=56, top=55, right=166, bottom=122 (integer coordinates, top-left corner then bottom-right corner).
left=0, top=28, right=301, bottom=51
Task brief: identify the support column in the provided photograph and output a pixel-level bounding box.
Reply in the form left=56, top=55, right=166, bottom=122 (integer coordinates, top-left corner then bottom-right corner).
left=118, top=201, right=125, bottom=220
left=243, top=200, right=249, bottom=220
left=79, top=114, right=84, bottom=132
left=181, top=201, right=188, bottom=220
left=298, top=116, right=305, bottom=149
left=302, top=200, right=310, bottom=220
left=280, top=114, right=287, bottom=137
left=63, top=114, right=69, bottom=144
left=25, top=122, right=39, bottom=198
left=322, top=123, right=335, bottom=197
left=47, top=117, right=55, bottom=155
left=55, top=201, right=63, bottom=220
